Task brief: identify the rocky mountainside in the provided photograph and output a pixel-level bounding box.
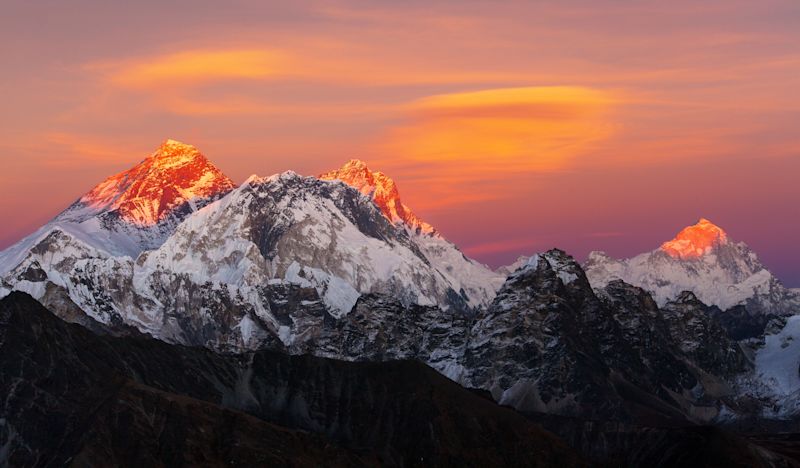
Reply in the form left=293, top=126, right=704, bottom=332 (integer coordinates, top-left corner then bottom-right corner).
left=140, top=170, right=488, bottom=316
left=1, top=223, right=793, bottom=426
left=6, top=292, right=800, bottom=467
left=460, top=250, right=749, bottom=424
left=0, top=292, right=583, bottom=467
left=479, top=250, right=800, bottom=424
left=584, top=218, right=800, bottom=316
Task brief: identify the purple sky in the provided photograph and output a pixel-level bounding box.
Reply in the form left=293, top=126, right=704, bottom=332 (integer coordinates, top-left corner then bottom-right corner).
left=1, top=0, right=799, bottom=285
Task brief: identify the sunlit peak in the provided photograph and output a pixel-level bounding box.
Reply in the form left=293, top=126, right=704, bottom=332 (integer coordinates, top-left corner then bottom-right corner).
left=342, top=158, right=369, bottom=169
left=158, top=138, right=198, bottom=154
left=661, top=218, right=728, bottom=259
left=163, top=138, right=192, bottom=147
left=78, top=140, right=235, bottom=227
left=147, top=139, right=205, bottom=166
left=319, top=160, right=435, bottom=235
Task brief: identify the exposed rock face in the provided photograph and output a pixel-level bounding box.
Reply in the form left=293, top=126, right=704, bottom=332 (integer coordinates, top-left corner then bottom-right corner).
left=705, top=303, right=776, bottom=342
left=463, top=250, right=622, bottom=417
left=461, top=250, right=749, bottom=424
left=286, top=293, right=470, bottom=380
left=0, top=292, right=583, bottom=467
left=660, top=291, right=749, bottom=378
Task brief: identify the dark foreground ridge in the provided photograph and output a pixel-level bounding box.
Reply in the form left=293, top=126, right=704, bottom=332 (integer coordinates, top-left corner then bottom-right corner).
left=0, top=292, right=580, bottom=467
left=2, top=292, right=799, bottom=467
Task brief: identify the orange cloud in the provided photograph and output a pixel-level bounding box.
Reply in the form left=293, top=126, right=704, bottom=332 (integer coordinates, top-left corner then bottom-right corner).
left=102, top=49, right=286, bottom=88
left=82, top=45, right=545, bottom=117
left=89, top=46, right=531, bottom=90
left=385, top=86, right=617, bottom=172
left=367, top=86, right=619, bottom=215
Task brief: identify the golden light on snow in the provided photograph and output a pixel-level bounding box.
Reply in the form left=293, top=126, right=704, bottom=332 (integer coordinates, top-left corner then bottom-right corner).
left=320, top=159, right=436, bottom=235
left=660, top=218, right=729, bottom=259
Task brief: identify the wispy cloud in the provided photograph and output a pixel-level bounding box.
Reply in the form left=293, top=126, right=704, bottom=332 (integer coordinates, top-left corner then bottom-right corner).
left=371, top=86, right=619, bottom=212
left=98, top=49, right=286, bottom=88
left=388, top=86, right=617, bottom=169
left=82, top=45, right=537, bottom=117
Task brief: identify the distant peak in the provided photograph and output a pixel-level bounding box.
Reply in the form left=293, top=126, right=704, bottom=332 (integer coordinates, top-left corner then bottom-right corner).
left=319, top=160, right=435, bottom=235
left=661, top=218, right=728, bottom=259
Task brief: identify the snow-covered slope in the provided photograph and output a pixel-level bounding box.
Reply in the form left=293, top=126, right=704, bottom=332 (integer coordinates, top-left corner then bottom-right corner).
left=0, top=149, right=507, bottom=350
left=320, top=159, right=504, bottom=308
left=495, top=255, right=529, bottom=277
left=0, top=139, right=235, bottom=275
left=142, top=170, right=483, bottom=316
left=727, top=315, right=800, bottom=420
left=584, top=218, right=800, bottom=315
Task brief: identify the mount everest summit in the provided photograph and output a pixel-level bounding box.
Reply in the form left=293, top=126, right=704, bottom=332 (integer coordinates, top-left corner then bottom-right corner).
left=0, top=139, right=236, bottom=270
left=3, top=139, right=800, bottom=435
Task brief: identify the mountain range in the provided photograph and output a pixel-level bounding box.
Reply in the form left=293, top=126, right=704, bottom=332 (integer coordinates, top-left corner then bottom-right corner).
left=2, top=139, right=800, bottom=466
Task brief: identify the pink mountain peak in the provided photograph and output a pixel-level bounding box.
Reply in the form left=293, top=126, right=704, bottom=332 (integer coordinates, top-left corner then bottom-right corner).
left=79, top=139, right=235, bottom=226
left=319, top=159, right=435, bottom=235
left=660, top=218, right=728, bottom=259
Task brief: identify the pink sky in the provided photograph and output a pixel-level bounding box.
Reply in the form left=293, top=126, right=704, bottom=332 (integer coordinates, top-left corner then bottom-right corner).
left=1, top=0, right=799, bottom=284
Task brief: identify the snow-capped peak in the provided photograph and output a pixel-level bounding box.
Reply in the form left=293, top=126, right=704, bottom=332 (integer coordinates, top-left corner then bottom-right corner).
left=69, top=139, right=236, bottom=226
left=584, top=218, right=799, bottom=314
left=512, top=249, right=582, bottom=285
left=319, top=159, right=435, bottom=235
left=660, top=218, right=728, bottom=259
left=144, top=139, right=204, bottom=168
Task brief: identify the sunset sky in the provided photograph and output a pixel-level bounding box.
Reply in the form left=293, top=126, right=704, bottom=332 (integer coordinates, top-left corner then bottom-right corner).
left=2, top=0, right=799, bottom=284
